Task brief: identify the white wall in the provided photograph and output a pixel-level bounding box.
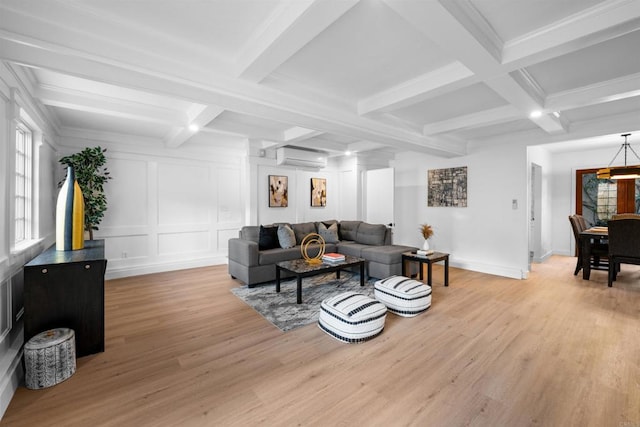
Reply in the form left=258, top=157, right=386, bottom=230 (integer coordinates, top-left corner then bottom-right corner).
left=57, top=136, right=247, bottom=280
left=0, top=65, right=58, bottom=419
left=251, top=152, right=376, bottom=226
left=549, top=145, right=622, bottom=257
left=393, top=142, right=530, bottom=279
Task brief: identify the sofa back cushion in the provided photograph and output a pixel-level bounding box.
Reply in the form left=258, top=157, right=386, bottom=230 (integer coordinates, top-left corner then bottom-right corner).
left=339, top=221, right=362, bottom=241
left=292, top=222, right=317, bottom=245
left=258, top=225, right=280, bottom=250
left=356, top=223, right=387, bottom=246
left=240, top=226, right=260, bottom=243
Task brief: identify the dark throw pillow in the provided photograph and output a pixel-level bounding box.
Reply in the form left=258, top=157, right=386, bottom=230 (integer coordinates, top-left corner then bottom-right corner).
left=258, top=225, right=280, bottom=250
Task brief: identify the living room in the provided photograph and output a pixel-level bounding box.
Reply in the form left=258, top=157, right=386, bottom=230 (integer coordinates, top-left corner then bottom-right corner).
left=1, top=0, right=640, bottom=424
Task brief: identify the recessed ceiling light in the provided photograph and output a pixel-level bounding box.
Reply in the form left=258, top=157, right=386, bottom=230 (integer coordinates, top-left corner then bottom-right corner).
left=188, top=124, right=199, bottom=132
left=529, top=110, right=542, bottom=118
left=345, top=150, right=352, bottom=156
left=553, top=111, right=560, bottom=118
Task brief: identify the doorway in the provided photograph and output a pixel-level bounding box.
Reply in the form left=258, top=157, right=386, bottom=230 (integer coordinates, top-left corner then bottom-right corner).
left=576, top=168, right=640, bottom=226
left=529, top=163, right=542, bottom=268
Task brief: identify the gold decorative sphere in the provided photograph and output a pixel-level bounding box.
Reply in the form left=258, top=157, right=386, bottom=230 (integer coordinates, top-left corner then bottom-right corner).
left=300, top=233, right=326, bottom=265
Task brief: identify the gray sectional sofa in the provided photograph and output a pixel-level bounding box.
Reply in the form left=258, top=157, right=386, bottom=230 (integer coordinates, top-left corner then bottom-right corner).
left=228, top=220, right=417, bottom=287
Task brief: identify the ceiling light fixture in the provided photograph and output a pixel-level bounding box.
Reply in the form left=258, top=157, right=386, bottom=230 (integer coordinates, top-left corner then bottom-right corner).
left=553, top=111, right=560, bottom=118
left=188, top=124, right=199, bottom=132
left=529, top=110, right=542, bottom=118
left=345, top=150, right=352, bottom=156
left=596, top=133, right=640, bottom=180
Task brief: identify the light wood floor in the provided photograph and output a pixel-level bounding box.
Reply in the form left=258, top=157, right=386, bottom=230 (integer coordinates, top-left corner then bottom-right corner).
left=2, top=256, right=640, bottom=426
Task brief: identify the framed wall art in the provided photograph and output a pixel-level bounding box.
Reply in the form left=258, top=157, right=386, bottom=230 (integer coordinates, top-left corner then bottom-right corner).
left=427, top=166, right=467, bottom=207
left=310, top=177, right=326, bottom=207
left=268, top=175, right=288, bottom=207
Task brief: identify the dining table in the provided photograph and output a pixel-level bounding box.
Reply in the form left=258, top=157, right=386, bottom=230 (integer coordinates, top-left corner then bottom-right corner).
left=579, top=226, right=608, bottom=280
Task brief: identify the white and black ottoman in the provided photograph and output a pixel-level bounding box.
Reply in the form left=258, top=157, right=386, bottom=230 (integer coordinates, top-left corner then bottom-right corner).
left=374, top=275, right=432, bottom=317
left=318, top=291, right=387, bottom=343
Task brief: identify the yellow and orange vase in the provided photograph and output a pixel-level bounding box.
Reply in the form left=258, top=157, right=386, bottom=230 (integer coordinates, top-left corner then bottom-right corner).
left=56, top=166, right=85, bottom=251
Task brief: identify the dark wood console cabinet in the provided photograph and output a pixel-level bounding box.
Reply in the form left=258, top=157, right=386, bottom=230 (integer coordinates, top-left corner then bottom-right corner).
left=24, top=240, right=107, bottom=357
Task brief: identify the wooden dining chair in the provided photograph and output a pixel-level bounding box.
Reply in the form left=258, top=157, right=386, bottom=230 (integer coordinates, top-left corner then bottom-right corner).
left=568, top=214, right=608, bottom=276
left=607, top=219, right=640, bottom=287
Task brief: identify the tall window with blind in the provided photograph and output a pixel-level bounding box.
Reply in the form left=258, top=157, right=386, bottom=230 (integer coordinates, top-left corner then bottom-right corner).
left=15, top=123, right=33, bottom=244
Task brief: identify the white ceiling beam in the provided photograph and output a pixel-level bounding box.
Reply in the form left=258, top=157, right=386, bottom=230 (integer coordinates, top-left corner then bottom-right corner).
left=0, top=32, right=465, bottom=157
left=236, top=0, right=359, bottom=83
left=503, top=0, right=640, bottom=69
left=358, top=62, right=478, bottom=115
left=165, top=105, right=225, bottom=148
left=283, top=126, right=324, bottom=143
left=545, top=73, right=640, bottom=112
left=36, top=84, right=185, bottom=125
left=424, top=105, right=521, bottom=136
left=385, top=0, right=567, bottom=135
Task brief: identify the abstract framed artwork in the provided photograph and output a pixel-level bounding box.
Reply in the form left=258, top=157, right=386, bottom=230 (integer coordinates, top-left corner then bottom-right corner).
left=269, top=175, right=288, bottom=207
left=427, top=166, right=467, bottom=207
left=310, top=178, right=326, bottom=207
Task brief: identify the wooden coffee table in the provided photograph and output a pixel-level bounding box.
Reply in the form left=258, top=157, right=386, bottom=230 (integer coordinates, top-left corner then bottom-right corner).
left=276, top=255, right=365, bottom=304
left=402, top=251, right=449, bottom=287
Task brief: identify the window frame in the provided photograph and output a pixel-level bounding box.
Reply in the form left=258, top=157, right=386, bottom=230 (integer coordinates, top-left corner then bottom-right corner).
left=14, top=121, right=33, bottom=245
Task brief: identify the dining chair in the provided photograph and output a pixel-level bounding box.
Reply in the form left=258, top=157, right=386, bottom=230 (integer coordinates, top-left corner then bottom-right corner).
left=568, top=215, right=608, bottom=276
left=607, top=219, right=640, bottom=287
left=612, top=213, right=640, bottom=220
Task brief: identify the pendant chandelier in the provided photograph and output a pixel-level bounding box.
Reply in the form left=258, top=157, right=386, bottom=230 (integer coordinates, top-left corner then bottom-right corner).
left=596, top=133, right=640, bottom=180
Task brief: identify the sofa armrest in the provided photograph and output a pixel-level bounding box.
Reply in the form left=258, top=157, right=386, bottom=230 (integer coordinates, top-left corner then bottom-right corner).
left=229, top=238, right=259, bottom=267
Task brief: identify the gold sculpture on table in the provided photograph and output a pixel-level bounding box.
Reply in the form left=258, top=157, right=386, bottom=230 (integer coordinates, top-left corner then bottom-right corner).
left=300, top=233, right=326, bottom=265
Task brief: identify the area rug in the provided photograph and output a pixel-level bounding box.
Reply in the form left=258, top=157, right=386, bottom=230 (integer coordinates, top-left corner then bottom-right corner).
left=230, top=272, right=376, bottom=331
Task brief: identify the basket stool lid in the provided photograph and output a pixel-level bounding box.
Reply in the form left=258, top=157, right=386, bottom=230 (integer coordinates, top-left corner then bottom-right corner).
left=25, top=328, right=75, bottom=350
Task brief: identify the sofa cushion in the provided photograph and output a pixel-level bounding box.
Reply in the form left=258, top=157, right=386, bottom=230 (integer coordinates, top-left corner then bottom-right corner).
left=339, top=221, right=361, bottom=241
left=277, top=224, right=296, bottom=249
left=361, top=245, right=415, bottom=264
left=240, top=226, right=260, bottom=243
left=259, top=247, right=301, bottom=265
left=318, top=222, right=339, bottom=243
left=356, top=223, right=387, bottom=246
left=292, top=222, right=317, bottom=245
left=336, top=242, right=370, bottom=258
left=258, top=225, right=280, bottom=250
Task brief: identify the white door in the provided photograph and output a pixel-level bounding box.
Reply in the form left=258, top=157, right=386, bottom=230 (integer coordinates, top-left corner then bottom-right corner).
left=365, top=168, right=394, bottom=226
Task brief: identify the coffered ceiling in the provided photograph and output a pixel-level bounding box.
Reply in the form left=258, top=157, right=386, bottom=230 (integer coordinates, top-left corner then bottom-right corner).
left=1, top=0, right=639, bottom=157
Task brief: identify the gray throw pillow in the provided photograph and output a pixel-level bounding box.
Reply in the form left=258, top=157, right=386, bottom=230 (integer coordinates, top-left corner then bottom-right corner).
left=318, top=222, right=339, bottom=243
left=277, top=224, right=296, bottom=249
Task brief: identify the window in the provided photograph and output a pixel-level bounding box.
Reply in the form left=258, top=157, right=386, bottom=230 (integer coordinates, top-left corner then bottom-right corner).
left=576, top=168, right=640, bottom=226
left=15, top=123, right=32, bottom=244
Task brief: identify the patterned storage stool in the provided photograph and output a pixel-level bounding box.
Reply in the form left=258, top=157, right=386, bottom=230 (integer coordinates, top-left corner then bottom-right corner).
left=374, top=275, right=432, bottom=317
left=318, top=291, right=387, bottom=343
left=24, top=328, right=76, bottom=389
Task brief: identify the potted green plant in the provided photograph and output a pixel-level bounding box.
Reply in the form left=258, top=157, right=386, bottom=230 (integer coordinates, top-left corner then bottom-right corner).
left=59, top=147, right=112, bottom=240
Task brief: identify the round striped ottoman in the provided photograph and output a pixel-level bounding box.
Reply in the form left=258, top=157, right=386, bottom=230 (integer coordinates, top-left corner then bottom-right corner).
left=374, top=275, right=432, bottom=317
left=318, top=291, right=387, bottom=343
left=24, top=328, right=76, bottom=389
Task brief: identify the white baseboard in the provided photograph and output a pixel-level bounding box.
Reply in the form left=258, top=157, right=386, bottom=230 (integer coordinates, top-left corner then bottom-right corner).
left=105, top=255, right=229, bottom=280
left=0, top=327, right=24, bottom=421
left=450, top=258, right=527, bottom=280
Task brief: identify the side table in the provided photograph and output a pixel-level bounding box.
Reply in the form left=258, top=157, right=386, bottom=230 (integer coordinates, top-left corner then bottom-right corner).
left=402, top=251, right=449, bottom=287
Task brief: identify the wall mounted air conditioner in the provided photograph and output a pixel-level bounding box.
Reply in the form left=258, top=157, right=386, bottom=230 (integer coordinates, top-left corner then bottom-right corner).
left=276, top=147, right=328, bottom=168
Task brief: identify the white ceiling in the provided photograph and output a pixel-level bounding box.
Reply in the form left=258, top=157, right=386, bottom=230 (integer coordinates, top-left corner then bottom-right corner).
left=1, top=0, right=640, bottom=157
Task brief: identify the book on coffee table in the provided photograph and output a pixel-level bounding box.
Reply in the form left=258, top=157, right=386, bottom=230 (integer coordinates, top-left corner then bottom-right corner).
left=322, top=253, right=345, bottom=263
